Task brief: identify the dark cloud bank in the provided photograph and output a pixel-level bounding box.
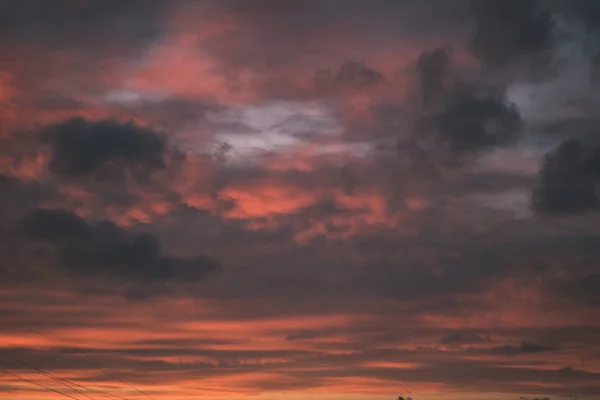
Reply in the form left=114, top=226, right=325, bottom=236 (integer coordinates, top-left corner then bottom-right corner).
left=17, top=208, right=220, bottom=282
left=42, top=117, right=169, bottom=179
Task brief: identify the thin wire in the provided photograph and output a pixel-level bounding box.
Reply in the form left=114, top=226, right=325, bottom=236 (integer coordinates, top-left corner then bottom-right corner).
left=0, top=347, right=126, bottom=400
left=0, top=349, right=93, bottom=400
left=1, top=349, right=130, bottom=400
left=0, top=308, right=154, bottom=400
left=54, top=351, right=157, bottom=400
left=0, top=364, right=81, bottom=400
left=65, top=380, right=130, bottom=400
left=0, top=310, right=131, bottom=400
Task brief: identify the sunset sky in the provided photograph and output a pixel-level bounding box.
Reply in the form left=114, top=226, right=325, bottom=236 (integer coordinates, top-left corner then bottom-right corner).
left=1, top=1, right=600, bottom=399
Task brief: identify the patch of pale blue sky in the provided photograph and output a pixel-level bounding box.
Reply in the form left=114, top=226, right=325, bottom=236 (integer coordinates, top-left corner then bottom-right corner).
left=104, top=88, right=169, bottom=106
left=207, top=100, right=370, bottom=163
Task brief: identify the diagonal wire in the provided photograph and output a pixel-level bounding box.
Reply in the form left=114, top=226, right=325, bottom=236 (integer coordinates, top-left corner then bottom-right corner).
left=0, top=347, right=128, bottom=400
left=0, top=364, right=81, bottom=400
left=0, top=307, right=155, bottom=400
left=0, top=346, right=128, bottom=400
left=0, top=349, right=93, bottom=399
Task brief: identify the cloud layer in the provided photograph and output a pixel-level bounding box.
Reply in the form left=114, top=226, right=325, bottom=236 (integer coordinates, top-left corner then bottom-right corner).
left=1, top=1, right=600, bottom=400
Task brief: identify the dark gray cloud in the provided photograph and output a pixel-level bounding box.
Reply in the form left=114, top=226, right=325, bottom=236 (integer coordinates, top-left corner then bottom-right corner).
left=532, top=138, right=600, bottom=214
left=489, top=342, right=559, bottom=356
left=592, top=52, right=600, bottom=84
left=315, top=62, right=386, bottom=94
left=0, top=174, right=48, bottom=226
left=14, top=208, right=220, bottom=283
left=0, top=0, right=171, bottom=52
left=549, top=272, right=600, bottom=306
left=431, top=80, right=523, bottom=154
left=402, top=48, right=524, bottom=165
left=42, top=117, right=169, bottom=179
left=415, top=47, right=452, bottom=106
left=468, top=0, right=556, bottom=71
left=285, top=331, right=320, bottom=341
left=574, top=0, right=600, bottom=84
left=566, top=0, right=600, bottom=34
left=440, top=331, right=491, bottom=345
left=551, top=0, right=600, bottom=84
left=19, top=208, right=89, bottom=242
left=536, top=114, right=600, bottom=140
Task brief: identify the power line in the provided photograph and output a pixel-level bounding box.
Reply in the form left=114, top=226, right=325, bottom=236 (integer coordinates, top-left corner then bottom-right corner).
left=0, top=364, right=82, bottom=400
left=0, top=308, right=155, bottom=400
left=0, top=310, right=132, bottom=400
left=0, top=347, right=126, bottom=400
left=1, top=349, right=130, bottom=400
left=54, top=350, right=158, bottom=400
left=0, top=349, right=93, bottom=400
left=64, top=380, right=130, bottom=400
left=0, top=347, right=129, bottom=400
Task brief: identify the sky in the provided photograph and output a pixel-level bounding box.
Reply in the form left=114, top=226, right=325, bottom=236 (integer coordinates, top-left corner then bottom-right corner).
left=1, top=1, right=600, bottom=399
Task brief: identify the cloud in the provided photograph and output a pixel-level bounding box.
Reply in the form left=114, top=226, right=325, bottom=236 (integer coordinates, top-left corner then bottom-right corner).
left=2, top=2, right=600, bottom=399
left=0, top=174, right=48, bottom=225
left=567, top=0, right=600, bottom=34
left=109, top=95, right=222, bottom=133
left=489, top=341, right=559, bottom=356
left=549, top=272, right=600, bottom=306
left=185, top=0, right=469, bottom=103
left=42, top=117, right=169, bottom=179
left=432, top=80, right=523, bottom=154
left=415, top=47, right=452, bottom=106
left=440, top=331, right=491, bottom=344
left=0, top=0, right=170, bottom=52
left=401, top=48, right=524, bottom=166
left=468, top=0, right=556, bottom=71
left=0, top=1, right=179, bottom=139
left=532, top=138, right=600, bottom=214
left=13, top=208, right=221, bottom=283
left=315, top=62, right=387, bottom=94
left=285, top=331, right=320, bottom=341
left=592, top=52, right=600, bottom=84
